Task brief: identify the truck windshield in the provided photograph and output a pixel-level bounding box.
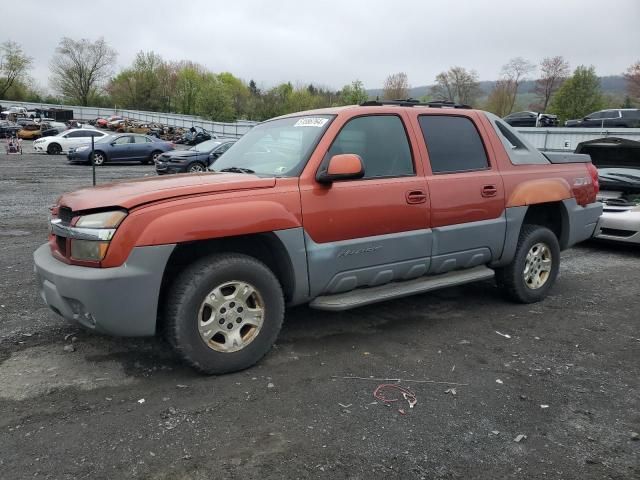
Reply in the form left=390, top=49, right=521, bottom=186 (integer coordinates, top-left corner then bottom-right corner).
left=209, top=115, right=334, bottom=176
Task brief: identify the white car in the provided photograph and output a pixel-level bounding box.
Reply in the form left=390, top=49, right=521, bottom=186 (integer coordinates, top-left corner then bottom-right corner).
left=32, top=128, right=108, bottom=155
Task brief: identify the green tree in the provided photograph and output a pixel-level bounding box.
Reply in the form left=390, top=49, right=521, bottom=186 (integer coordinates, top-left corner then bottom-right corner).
left=0, top=40, right=33, bottom=98
left=174, top=62, right=206, bottom=114
left=340, top=80, right=368, bottom=105
left=108, top=51, right=165, bottom=110
left=197, top=74, right=235, bottom=121
left=550, top=65, right=604, bottom=123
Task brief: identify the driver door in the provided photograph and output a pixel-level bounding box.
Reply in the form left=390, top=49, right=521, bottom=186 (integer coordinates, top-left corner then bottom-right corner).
left=110, top=135, right=133, bottom=160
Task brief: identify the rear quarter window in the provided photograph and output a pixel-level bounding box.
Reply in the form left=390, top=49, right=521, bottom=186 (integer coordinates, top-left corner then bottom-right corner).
left=418, top=115, right=489, bottom=174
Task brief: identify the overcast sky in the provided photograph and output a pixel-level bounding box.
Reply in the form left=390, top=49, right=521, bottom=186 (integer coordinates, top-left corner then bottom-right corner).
left=4, top=0, right=639, bottom=92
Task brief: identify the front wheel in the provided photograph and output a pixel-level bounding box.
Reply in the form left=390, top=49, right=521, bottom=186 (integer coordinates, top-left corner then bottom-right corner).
left=495, top=225, right=560, bottom=303
left=47, top=143, right=62, bottom=155
left=164, top=253, right=285, bottom=374
left=188, top=162, right=206, bottom=173
left=91, top=151, right=106, bottom=166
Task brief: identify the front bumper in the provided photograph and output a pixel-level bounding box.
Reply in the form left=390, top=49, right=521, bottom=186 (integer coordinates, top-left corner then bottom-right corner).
left=155, top=161, right=184, bottom=175
left=34, top=243, right=175, bottom=336
left=594, top=209, right=640, bottom=244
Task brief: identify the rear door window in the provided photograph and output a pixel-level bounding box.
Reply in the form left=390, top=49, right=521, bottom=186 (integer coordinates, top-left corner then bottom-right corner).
left=327, top=115, right=414, bottom=178
left=419, top=116, right=489, bottom=174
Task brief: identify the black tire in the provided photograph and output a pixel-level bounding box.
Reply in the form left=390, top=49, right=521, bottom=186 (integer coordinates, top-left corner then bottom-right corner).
left=188, top=162, right=206, bottom=173
left=47, top=143, right=62, bottom=155
left=495, top=224, right=560, bottom=304
left=91, top=151, right=106, bottom=166
left=164, top=253, right=285, bottom=374
left=147, top=150, right=162, bottom=165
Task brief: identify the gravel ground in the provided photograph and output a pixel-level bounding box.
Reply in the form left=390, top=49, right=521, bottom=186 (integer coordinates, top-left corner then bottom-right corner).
left=0, top=146, right=639, bottom=479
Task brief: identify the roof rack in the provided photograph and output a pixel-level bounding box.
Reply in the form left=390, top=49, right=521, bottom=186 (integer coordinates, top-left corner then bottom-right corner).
left=360, top=99, right=471, bottom=109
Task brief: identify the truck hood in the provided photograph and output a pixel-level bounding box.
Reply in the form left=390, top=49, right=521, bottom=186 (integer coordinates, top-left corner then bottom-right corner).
left=59, top=172, right=276, bottom=211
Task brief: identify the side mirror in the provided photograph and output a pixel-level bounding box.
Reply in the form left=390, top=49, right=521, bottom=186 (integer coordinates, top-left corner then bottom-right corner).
left=210, top=151, right=222, bottom=159
left=316, top=154, right=365, bottom=184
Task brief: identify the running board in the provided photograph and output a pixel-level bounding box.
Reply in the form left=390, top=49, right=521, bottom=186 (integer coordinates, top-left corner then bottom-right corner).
left=309, top=266, right=495, bottom=311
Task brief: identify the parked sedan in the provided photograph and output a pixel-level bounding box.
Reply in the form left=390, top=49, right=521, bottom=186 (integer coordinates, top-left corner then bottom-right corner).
left=565, top=109, right=640, bottom=128
left=155, top=138, right=236, bottom=174
left=503, top=111, right=558, bottom=127
left=33, top=128, right=108, bottom=154
left=67, top=134, right=175, bottom=165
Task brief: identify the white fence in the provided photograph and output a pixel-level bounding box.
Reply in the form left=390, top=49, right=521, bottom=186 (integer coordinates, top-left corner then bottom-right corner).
left=511, top=127, right=640, bottom=152
left=1, top=99, right=258, bottom=138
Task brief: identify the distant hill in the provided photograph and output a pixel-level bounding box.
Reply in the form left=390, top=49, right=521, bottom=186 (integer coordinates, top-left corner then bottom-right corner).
left=366, top=75, right=627, bottom=101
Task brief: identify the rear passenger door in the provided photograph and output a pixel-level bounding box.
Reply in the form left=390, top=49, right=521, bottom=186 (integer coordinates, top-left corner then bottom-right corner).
left=415, top=114, right=506, bottom=274
left=132, top=135, right=153, bottom=161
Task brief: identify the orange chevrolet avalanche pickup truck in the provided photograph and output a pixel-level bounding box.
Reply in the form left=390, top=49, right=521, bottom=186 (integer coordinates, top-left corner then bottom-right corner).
left=34, top=101, right=603, bottom=374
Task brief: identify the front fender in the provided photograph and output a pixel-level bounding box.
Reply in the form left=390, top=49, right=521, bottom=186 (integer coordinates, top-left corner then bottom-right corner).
left=101, top=194, right=302, bottom=267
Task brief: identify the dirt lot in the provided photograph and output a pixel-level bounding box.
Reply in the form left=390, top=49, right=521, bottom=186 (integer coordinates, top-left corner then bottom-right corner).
left=0, top=146, right=639, bottom=479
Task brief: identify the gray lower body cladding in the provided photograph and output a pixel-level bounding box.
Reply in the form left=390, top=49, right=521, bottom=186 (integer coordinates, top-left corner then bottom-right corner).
left=34, top=243, right=175, bottom=336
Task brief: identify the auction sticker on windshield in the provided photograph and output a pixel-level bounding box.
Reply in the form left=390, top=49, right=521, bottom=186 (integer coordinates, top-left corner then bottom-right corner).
left=294, top=117, right=328, bottom=128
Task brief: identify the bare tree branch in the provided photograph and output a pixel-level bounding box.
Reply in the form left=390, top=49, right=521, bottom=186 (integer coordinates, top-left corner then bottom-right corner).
left=534, top=56, right=570, bottom=111
left=50, top=37, right=117, bottom=105
left=383, top=72, right=410, bottom=100
left=500, top=57, right=535, bottom=114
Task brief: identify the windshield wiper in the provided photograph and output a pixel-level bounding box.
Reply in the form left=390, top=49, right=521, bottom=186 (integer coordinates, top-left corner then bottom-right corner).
left=219, top=167, right=255, bottom=174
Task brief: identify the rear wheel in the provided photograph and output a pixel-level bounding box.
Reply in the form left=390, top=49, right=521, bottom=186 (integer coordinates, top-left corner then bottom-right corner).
left=47, top=143, right=62, bottom=155
left=495, top=225, right=560, bottom=303
left=164, top=253, right=285, bottom=374
left=146, top=150, right=163, bottom=165
left=188, top=162, right=206, bottom=173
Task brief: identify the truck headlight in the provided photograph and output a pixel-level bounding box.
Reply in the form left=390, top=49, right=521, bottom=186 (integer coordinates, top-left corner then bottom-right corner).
left=52, top=210, right=127, bottom=262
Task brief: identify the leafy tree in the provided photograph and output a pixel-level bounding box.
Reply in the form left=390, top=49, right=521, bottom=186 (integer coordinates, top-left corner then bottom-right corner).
left=340, top=80, right=368, bottom=105
left=248, top=79, right=260, bottom=96
left=218, top=72, right=249, bottom=119
left=549, top=65, right=604, bottom=123
left=383, top=72, right=409, bottom=100
left=534, top=56, right=570, bottom=111
left=430, top=66, right=480, bottom=105
left=624, top=61, right=640, bottom=104
left=174, top=62, right=206, bottom=115
left=0, top=41, right=33, bottom=98
left=50, top=37, right=117, bottom=105
left=197, top=74, right=235, bottom=121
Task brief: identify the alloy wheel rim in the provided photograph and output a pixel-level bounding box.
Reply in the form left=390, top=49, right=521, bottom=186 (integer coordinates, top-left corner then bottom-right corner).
left=190, top=164, right=204, bottom=172
left=197, top=281, right=264, bottom=353
left=523, top=242, right=552, bottom=290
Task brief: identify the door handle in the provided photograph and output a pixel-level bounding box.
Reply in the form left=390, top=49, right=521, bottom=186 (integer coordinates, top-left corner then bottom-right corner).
left=481, top=185, right=498, bottom=197
left=406, top=190, right=427, bottom=204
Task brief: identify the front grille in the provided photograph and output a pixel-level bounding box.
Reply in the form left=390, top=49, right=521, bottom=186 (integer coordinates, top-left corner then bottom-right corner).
left=58, top=207, right=73, bottom=225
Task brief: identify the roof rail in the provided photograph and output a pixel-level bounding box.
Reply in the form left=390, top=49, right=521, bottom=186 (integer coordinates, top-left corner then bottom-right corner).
left=360, top=99, right=471, bottom=109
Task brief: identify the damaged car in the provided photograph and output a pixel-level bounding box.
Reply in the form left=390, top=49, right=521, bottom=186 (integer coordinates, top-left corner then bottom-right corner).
left=579, top=137, right=640, bottom=244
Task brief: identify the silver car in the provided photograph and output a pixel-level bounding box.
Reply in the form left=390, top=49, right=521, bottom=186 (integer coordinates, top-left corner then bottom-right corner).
left=595, top=187, right=640, bottom=244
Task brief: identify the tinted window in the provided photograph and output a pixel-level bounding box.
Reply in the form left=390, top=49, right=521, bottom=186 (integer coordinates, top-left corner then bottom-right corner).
left=419, top=116, right=489, bottom=174
left=622, top=110, right=640, bottom=118
left=114, top=136, right=131, bottom=145
left=216, top=142, right=233, bottom=153
left=587, top=112, right=604, bottom=120
left=602, top=110, right=620, bottom=119
left=328, top=115, right=414, bottom=178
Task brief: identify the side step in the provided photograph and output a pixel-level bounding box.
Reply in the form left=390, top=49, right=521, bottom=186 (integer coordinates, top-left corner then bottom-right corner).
left=309, top=266, right=495, bottom=311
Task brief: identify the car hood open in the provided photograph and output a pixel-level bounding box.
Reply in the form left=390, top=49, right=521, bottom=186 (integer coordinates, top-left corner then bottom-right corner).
left=58, top=173, right=276, bottom=211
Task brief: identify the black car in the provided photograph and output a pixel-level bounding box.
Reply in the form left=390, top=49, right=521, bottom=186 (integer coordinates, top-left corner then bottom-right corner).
left=565, top=109, right=640, bottom=128
left=155, top=138, right=236, bottom=174
left=503, top=111, right=558, bottom=127
left=0, top=120, right=21, bottom=138
left=177, top=126, right=213, bottom=146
